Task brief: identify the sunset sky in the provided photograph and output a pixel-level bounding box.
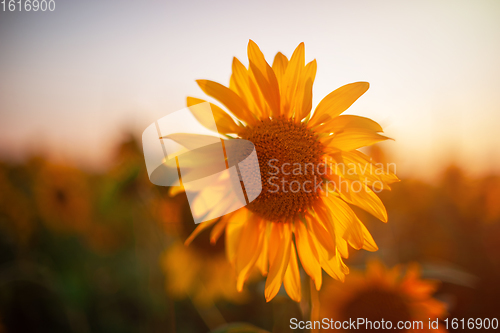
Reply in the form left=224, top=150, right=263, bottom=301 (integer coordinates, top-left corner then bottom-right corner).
left=1, top=0, right=499, bottom=179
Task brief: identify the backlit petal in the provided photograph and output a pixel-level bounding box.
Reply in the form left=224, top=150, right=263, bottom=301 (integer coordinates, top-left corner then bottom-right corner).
left=324, top=128, right=391, bottom=152
left=187, top=97, right=242, bottom=135
left=210, top=215, right=229, bottom=244
left=307, top=213, right=336, bottom=259
left=282, top=43, right=305, bottom=118
left=317, top=114, right=383, bottom=134
left=196, top=79, right=254, bottom=124
left=249, top=60, right=280, bottom=117
left=184, top=218, right=219, bottom=246
left=295, top=221, right=322, bottom=290
left=295, top=60, right=317, bottom=121
left=236, top=214, right=265, bottom=291
left=255, top=222, right=271, bottom=276
left=283, top=242, right=301, bottom=302
left=309, top=82, right=369, bottom=127
left=323, top=195, right=364, bottom=250
left=339, top=182, right=388, bottom=222
left=272, top=52, right=289, bottom=100
left=225, top=212, right=246, bottom=264
left=361, top=222, right=378, bottom=251
left=265, top=223, right=292, bottom=302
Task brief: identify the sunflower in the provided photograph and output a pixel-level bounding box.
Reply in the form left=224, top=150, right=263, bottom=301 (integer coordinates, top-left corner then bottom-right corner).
left=319, top=260, right=447, bottom=332
left=160, top=193, right=248, bottom=306
left=182, top=40, right=398, bottom=302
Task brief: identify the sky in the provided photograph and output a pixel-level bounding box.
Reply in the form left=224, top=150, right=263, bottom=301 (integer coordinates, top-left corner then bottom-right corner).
left=1, top=0, right=499, bottom=179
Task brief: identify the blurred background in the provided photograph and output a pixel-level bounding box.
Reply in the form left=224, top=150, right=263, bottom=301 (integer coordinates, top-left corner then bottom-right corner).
left=0, top=0, right=499, bottom=332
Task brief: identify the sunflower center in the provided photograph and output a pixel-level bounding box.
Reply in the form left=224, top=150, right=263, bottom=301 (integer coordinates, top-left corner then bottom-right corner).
left=240, top=117, right=324, bottom=222
left=340, top=289, right=412, bottom=332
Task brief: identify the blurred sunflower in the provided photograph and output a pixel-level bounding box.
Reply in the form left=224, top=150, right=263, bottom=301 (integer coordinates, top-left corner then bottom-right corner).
left=319, top=260, right=447, bottom=332
left=34, top=162, right=92, bottom=234
left=160, top=193, right=247, bottom=306
left=183, top=40, right=398, bottom=302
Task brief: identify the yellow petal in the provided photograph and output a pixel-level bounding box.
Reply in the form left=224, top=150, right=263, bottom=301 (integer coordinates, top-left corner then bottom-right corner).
left=317, top=114, right=383, bottom=135
left=265, top=223, right=292, bottom=302
left=249, top=60, right=280, bottom=117
left=282, top=43, right=305, bottom=118
left=184, top=218, right=219, bottom=246
left=283, top=242, right=301, bottom=302
left=163, top=132, right=220, bottom=151
left=314, top=244, right=346, bottom=281
left=272, top=52, right=289, bottom=101
left=336, top=237, right=349, bottom=258
left=329, top=150, right=397, bottom=191
left=294, top=78, right=313, bottom=122
left=294, top=60, right=317, bottom=121
left=248, top=74, right=270, bottom=118
left=196, top=79, right=253, bottom=124
left=236, top=214, right=265, bottom=291
left=295, top=221, right=322, bottom=290
left=231, top=56, right=268, bottom=119
left=349, top=150, right=400, bottom=185
left=210, top=215, right=229, bottom=244
left=339, top=182, right=388, bottom=222
left=360, top=222, right=378, bottom=251
left=323, top=195, right=364, bottom=250
left=309, top=82, right=369, bottom=127
left=247, top=40, right=282, bottom=117
left=168, top=186, right=185, bottom=197
left=305, top=59, right=317, bottom=84
left=255, top=223, right=270, bottom=276
left=378, top=170, right=400, bottom=185
left=312, top=205, right=338, bottom=254
left=225, top=211, right=246, bottom=264
left=324, top=128, right=391, bottom=152
left=187, top=97, right=242, bottom=135
left=247, top=40, right=269, bottom=79
left=307, top=214, right=336, bottom=259
left=230, top=57, right=254, bottom=111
